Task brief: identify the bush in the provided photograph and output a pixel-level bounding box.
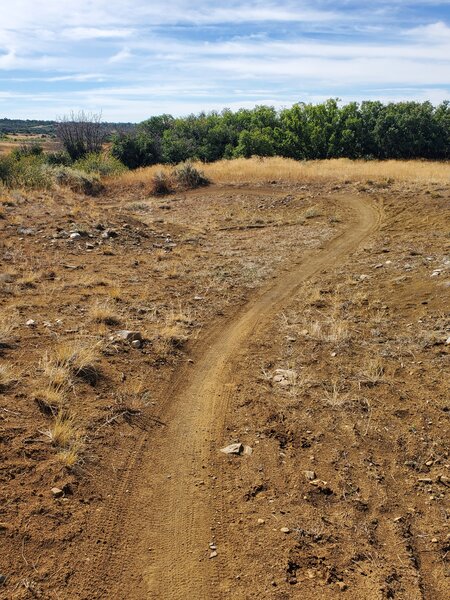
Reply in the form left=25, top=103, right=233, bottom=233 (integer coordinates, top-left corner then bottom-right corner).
left=172, top=162, right=209, bottom=189
left=49, top=166, right=103, bottom=195
left=46, top=151, right=72, bottom=166
left=151, top=171, right=173, bottom=195
left=0, top=154, right=50, bottom=189
left=74, top=153, right=127, bottom=177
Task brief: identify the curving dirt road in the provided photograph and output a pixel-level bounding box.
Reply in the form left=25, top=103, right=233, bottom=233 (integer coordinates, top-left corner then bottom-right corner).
left=77, top=193, right=382, bottom=599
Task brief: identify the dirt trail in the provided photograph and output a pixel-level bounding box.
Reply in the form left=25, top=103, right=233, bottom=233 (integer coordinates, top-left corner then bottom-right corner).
left=78, top=194, right=382, bottom=599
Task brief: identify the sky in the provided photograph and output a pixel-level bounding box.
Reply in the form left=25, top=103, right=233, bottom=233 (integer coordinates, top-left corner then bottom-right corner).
left=0, top=1, right=449, bottom=122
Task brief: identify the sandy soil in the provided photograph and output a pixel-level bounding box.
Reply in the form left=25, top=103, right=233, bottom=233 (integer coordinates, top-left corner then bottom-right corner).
left=0, top=177, right=449, bottom=599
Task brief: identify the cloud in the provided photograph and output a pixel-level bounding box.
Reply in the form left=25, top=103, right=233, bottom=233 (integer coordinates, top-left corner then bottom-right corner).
left=0, top=1, right=449, bottom=120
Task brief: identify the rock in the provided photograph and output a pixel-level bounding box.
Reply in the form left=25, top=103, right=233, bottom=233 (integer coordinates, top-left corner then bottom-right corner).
left=243, top=445, right=253, bottom=455
left=86, top=243, right=95, bottom=249
left=209, top=551, right=218, bottom=558
left=280, top=527, right=290, bottom=534
left=438, top=475, right=450, bottom=486
left=304, top=470, right=316, bottom=481
left=131, top=339, right=142, bottom=349
left=220, top=443, right=244, bottom=455
left=431, top=538, right=438, bottom=543
left=51, top=487, right=64, bottom=498
left=273, top=369, right=297, bottom=386
left=102, top=229, right=118, bottom=239
left=418, top=478, right=433, bottom=484
left=70, top=232, right=81, bottom=239
left=26, top=319, right=36, bottom=327
left=0, top=574, right=6, bottom=585
left=446, top=336, right=450, bottom=345
left=17, top=227, right=35, bottom=235
left=257, top=518, right=265, bottom=525
left=336, top=582, right=348, bottom=592
left=116, top=330, right=142, bottom=342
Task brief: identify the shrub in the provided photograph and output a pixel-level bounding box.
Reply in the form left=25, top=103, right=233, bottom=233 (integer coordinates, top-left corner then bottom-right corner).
left=74, top=153, right=127, bottom=177
left=0, top=154, right=51, bottom=189
left=151, top=170, right=173, bottom=195
left=172, top=161, right=209, bottom=189
left=49, top=165, right=103, bottom=195
left=46, top=151, right=72, bottom=166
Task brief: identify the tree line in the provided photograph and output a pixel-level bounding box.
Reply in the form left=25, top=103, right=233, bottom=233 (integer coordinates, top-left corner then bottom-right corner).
left=110, top=99, right=450, bottom=167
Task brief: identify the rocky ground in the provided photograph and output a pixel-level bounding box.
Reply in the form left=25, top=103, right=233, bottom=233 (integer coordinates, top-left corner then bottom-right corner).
left=0, top=176, right=449, bottom=599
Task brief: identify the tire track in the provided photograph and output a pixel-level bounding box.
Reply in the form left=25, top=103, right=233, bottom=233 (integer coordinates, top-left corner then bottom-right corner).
left=72, top=193, right=382, bottom=599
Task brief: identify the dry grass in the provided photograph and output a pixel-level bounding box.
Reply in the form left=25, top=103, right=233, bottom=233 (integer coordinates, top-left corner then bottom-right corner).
left=0, top=314, right=17, bottom=346
left=42, top=339, right=102, bottom=385
left=107, top=157, right=450, bottom=190
left=43, top=413, right=78, bottom=448
left=308, top=318, right=350, bottom=344
left=358, top=357, right=385, bottom=386
left=0, top=363, right=18, bottom=390
left=89, top=300, right=121, bottom=326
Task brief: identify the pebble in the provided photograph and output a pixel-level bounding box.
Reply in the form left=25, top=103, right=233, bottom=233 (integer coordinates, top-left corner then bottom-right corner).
left=131, top=339, right=142, bottom=349
left=304, top=470, right=316, bottom=481
left=280, top=527, right=290, bottom=534
left=0, top=574, right=6, bottom=585
left=69, top=232, right=81, bottom=239
left=26, top=319, right=36, bottom=327
left=209, top=551, right=218, bottom=559
left=257, top=518, right=265, bottom=525
left=51, top=487, right=64, bottom=498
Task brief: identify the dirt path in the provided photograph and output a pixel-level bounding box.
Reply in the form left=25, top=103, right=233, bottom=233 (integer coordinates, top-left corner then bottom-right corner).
left=77, top=193, right=382, bottom=599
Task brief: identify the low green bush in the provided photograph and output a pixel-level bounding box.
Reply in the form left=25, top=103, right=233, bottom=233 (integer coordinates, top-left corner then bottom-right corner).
left=74, top=153, right=127, bottom=177
left=0, top=154, right=50, bottom=189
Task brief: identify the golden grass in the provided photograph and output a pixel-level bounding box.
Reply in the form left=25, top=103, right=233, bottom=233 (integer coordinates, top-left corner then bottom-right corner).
left=107, top=157, right=450, bottom=189
left=0, top=363, right=18, bottom=390
left=43, top=413, right=78, bottom=447
left=89, top=300, right=121, bottom=326
left=0, top=313, right=17, bottom=346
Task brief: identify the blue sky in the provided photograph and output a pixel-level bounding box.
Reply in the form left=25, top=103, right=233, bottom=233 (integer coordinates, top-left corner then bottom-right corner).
left=0, top=1, right=449, bottom=122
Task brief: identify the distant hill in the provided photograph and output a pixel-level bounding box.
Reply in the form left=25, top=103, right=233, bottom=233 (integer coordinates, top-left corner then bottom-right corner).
left=0, top=118, right=136, bottom=137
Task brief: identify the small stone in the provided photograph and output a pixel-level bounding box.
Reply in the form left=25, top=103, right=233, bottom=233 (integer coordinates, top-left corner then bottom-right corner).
left=26, top=319, right=36, bottom=327
left=431, top=538, right=438, bottom=543
left=280, top=527, right=290, bottom=534
left=425, top=460, right=433, bottom=466
left=304, top=470, right=316, bottom=481
left=418, top=478, right=433, bottom=484
left=438, top=475, right=449, bottom=485
left=70, top=232, right=81, bottom=239
left=209, top=551, right=218, bottom=559
left=51, top=487, right=63, bottom=498
left=86, top=243, right=95, bottom=250
left=116, top=330, right=142, bottom=342
left=131, top=339, right=142, bottom=349
left=0, top=574, right=6, bottom=585
left=257, top=518, right=265, bottom=525
left=220, top=443, right=244, bottom=455
left=446, top=336, right=450, bottom=345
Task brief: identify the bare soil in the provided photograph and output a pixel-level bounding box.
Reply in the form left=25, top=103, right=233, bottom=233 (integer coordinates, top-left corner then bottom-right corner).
left=0, top=177, right=449, bottom=599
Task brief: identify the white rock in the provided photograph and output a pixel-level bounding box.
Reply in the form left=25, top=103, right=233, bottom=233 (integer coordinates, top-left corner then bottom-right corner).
left=116, top=330, right=142, bottom=342
left=280, top=527, right=290, bottom=534
left=131, top=339, right=142, bottom=349
left=70, top=232, right=81, bottom=239
left=26, top=319, right=36, bottom=327
left=220, top=443, right=244, bottom=455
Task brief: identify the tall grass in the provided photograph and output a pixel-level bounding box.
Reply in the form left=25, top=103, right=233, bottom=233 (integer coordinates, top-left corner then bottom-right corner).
left=108, top=157, right=450, bottom=190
